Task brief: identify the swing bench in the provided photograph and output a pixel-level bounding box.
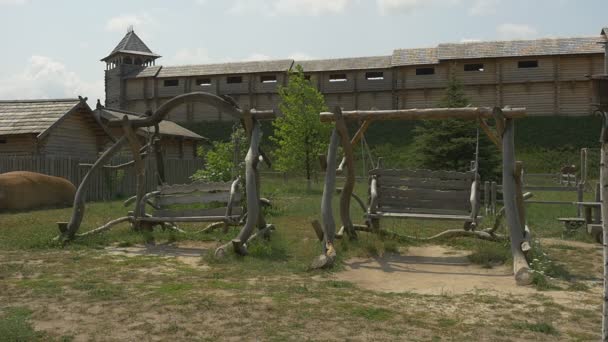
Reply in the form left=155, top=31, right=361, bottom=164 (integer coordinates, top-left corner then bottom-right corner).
left=365, top=168, right=481, bottom=230
left=137, top=178, right=244, bottom=229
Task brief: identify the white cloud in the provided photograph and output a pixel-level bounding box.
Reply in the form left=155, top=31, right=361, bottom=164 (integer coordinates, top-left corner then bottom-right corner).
left=244, top=53, right=273, bottom=61
left=0, top=56, right=104, bottom=106
left=460, top=38, right=481, bottom=43
left=289, top=52, right=315, bottom=61
left=497, top=23, right=538, bottom=40
left=105, top=14, right=154, bottom=33
left=0, top=0, right=28, bottom=5
left=272, top=0, right=350, bottom=15
left=229, top=0, right=350, bottom=16
left=469, top=0, right=499, bottom=15
left=168, top=48, right=213, bottom=65
left=377, top=0, right=462, bottom=15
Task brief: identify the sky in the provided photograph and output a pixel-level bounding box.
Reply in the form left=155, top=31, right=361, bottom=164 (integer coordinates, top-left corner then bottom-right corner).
left=0, top=0, right=606, bottom=106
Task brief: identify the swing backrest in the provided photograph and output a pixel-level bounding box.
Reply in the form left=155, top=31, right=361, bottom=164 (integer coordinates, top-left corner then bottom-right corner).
left=153, top=181, right=243, bottom=219
left=370, top=168, right=477, bottom=216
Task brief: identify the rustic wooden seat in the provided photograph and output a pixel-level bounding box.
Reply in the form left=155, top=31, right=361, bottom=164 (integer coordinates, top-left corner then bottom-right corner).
left=138, top=179, right=243, bottom=225
left=366, top=168, right=481, bottom=229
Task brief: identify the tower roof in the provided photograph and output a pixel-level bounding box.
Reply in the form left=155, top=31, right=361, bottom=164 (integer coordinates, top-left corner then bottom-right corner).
left=101, top=28, right=161, bottom=62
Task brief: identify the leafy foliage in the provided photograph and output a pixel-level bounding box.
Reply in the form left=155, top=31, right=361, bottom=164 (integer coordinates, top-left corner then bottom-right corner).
left=271, top=65, right=332, bottom=181
left=412, top=75, right=500, bottom=180
left=191, top=126, right=247, bottom=182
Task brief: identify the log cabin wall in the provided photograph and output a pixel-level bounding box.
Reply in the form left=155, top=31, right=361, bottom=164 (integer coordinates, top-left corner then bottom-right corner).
left=41, top=110, right=101, bottom=158
left=0, top=134, right=37, bottom=155
left=115, top=37, right=604, bottom=122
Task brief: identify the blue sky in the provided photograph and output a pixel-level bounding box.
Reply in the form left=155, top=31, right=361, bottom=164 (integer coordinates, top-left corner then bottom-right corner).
left=0, top=0, right=606, bottom=105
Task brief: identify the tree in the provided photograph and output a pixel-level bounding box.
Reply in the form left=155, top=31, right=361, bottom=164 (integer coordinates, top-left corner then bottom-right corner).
left=191, top=126, right=247, bottom=182
left=272, top=65, right=331, bottom=189
left=412, top=74, right=500, bottom=180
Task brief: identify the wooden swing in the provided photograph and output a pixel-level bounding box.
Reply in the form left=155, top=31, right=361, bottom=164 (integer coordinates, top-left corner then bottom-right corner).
left=313, top=106, right=534, bottom=285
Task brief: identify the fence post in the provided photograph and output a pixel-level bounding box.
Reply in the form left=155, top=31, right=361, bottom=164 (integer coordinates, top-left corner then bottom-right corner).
left=484, top=181, right=490, bottom=215
left=491, top=181, right=497, bottom=215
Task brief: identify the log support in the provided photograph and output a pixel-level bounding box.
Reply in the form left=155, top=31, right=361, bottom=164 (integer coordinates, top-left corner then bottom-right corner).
left=495, top=109, right=532, bottom=285
left=334, top=107, right=357, bottom=239
left=600, top=110, right=608, bottom=341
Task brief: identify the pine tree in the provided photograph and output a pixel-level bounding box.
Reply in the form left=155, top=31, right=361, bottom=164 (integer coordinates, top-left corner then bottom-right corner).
left=412, top=75, right=500, bottom=180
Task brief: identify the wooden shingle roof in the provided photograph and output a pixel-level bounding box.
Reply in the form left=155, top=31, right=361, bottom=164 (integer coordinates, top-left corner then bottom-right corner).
left=437, top=37, right=603, bottom=60
left=297, top=56, right=392, bottom=72
left=155, top=60, right=295, bottom=78
left=97, top=108, right=206, bottom=141
left=391, top=48, right=438, bottom=66
left=101, top=30, right=161, bottom=61
left=0, top=99, right=82, bottom=137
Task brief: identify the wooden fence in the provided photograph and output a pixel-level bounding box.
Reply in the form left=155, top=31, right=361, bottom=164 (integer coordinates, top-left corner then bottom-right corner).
left=0, top=156, right=204, bottom=201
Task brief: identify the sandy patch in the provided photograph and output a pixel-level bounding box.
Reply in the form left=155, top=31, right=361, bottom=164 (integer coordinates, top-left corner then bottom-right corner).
left=334, top=245, right=584, bottom=301
left=105, top=241, right=217, bottom=268
left=540, top=238, right=602, bottom=250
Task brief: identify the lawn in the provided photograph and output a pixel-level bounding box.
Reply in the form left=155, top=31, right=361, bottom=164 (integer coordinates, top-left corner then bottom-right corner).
left=0, top=176, right=603, bottom=341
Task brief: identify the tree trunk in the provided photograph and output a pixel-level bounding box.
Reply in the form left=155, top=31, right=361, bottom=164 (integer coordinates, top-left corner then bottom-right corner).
left=334, top=107, right=357, bottom=239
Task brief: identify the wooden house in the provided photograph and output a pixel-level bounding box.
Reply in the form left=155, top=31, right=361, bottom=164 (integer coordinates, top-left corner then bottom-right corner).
left=0, top=98, right=105, bottom=157
left=103, top=30, right=606, bottom=121
left=95, top=106, right=206, bottom=160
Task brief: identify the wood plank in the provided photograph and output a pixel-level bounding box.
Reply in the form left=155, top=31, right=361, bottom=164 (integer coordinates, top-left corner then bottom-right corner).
left=523, top=186, right=579, bottom=192
left=159, top=181, right=232, bottom=195
left=319, top=107, right=527, bottom=122
left=378, top=197, right=470, bottom=211
left=370, top=212, right=475, bottom=221
left=157, top=192, right=239, bottom=206
left=380, top=187, right=470, bottom=202
left=379, top=177, right=472, bottom=190
left=154, top=207, right=243, bottom=218
left=371, top=206, right=470, bottom=216
left=370, top=168, right=475, bottom=180
left=139, top=216, right=232, bottom=223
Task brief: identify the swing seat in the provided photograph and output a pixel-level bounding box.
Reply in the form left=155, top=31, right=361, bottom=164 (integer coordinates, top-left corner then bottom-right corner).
left=138, top=180, right=243, bottom=224
left=365, top=168, right=481, bottom=228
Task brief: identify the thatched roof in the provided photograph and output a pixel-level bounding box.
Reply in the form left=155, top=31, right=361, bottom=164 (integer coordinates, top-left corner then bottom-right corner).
left=97, top=108, right=206, bottom=141
left=0, top=99, right=83, bottom=137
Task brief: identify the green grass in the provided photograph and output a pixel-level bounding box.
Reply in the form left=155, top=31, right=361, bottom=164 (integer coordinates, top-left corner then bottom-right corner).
left=0, top=307, right=38, bottom=342
left=512, top=321, right=559, bottom=335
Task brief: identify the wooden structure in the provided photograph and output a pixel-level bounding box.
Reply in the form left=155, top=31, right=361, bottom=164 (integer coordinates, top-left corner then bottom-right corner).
left=315, top=106, right=533, bottom=285
left=104, top=30, right=604, bottom=121
left=137, top=179, right=244, bottom=231
left=366, top=168, right=480, bottom=229
left=0, top=97, right=105, bottom=158
left=57, top=92, right=275, bottom=257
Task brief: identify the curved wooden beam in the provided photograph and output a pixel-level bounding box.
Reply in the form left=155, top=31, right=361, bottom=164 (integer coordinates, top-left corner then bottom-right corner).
left=59, top=136, right=128, bottom=240
left=334, top=107, right=357, bottom=239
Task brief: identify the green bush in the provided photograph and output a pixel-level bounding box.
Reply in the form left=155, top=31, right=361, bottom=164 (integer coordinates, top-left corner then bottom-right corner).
left=191, top=126, right=247, bottom=182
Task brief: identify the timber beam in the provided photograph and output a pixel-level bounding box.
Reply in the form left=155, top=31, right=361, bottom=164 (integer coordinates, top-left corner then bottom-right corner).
left=320, top=107, right=527, bottom=122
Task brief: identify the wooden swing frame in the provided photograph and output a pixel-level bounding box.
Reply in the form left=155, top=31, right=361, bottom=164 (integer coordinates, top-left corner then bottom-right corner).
left=56, top=92, right=275, bottom=257
left=314, top=106, right=533, bottom=285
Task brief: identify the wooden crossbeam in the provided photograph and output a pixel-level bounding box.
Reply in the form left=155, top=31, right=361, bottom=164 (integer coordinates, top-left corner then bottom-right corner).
left=320, top=107, right=527, bottom=122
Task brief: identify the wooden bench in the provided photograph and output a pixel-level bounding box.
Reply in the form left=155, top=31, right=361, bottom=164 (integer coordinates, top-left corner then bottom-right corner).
left=557, top=217, right=586, bottom=231
left=366, top=168, right=480, bottom=230
left=137, top=179, right=243, bottom=228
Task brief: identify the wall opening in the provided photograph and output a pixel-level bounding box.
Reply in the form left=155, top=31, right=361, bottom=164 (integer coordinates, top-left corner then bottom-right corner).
left=518, top=60, right=539, bottom=69
left=416, top=67, right=435, bottom=76
left=464, top=63, right=484, bottom=72
left=366, top=71, right=384, bottom=80
left=163, top=79, right=179, bottom=87
left=261, top=75, right=277, bottom=83
left=197, top=78, right=212, bottom=86
left=227, top=76, right=243, bottom=84
left=329, top=73, right=348, bottom=82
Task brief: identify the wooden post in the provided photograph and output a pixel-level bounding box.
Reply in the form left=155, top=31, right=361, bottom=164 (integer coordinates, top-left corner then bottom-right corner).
left=491, top=181, right=497, bottom=216
left=232, top=120, right=262, bottom=255
left=600, top=111, right=608, bottom=341
left=484, top=181, right=490, bottom=215
left=321, top=129, right=339, bottom=253
left=498, top=113, right=532, bottom=285
left=334, top=107, right=357, bottom=239
left=597, top=182, right=602, bottom=223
